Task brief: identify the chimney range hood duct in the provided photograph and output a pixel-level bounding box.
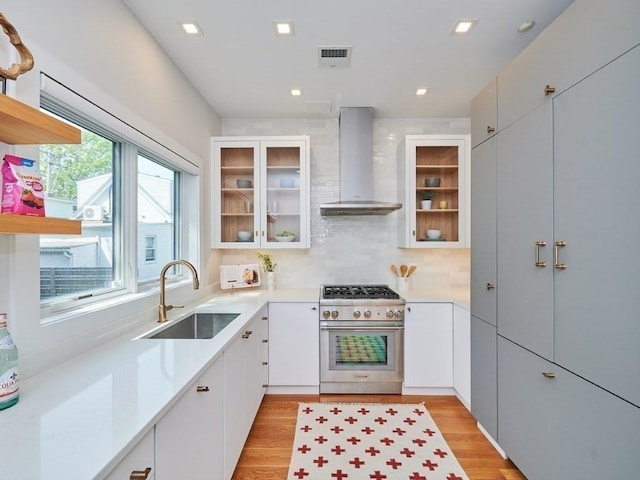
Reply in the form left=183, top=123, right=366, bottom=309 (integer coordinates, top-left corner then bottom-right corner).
left=320, top=107, right=402, bottom=216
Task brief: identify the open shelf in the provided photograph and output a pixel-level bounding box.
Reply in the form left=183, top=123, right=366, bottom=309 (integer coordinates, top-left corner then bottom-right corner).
left=0, top=214, right=81, bottom=235
left=0, top=94, right=81, bottom=145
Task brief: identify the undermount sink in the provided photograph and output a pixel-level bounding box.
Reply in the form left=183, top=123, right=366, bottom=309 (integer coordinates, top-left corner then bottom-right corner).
left=144, top=312, right=240, bottom=339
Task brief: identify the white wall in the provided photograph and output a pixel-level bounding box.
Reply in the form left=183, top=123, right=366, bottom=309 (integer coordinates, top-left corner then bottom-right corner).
left=0, top=1, right=222, bottom=378
left=220, top=118, right=471, bottom=289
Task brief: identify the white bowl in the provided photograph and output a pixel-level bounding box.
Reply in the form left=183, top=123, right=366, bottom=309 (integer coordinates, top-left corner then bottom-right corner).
left=237, top=230, right=253, bottom=241
left=236, top=179, right=252, bottom=188
left=274, top=235, right=295, bottom=242
left=426, top=229, right=442, bottom=239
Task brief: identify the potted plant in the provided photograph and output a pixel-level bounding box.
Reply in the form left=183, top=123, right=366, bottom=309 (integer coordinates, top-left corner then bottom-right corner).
left=421, top=190, right=436, bottom=210
left=256, top=252, right=278, bottom=290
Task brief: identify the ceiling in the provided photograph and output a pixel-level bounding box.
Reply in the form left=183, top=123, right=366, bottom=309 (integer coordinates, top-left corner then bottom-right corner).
left=122, top=0, right=574, bottom=119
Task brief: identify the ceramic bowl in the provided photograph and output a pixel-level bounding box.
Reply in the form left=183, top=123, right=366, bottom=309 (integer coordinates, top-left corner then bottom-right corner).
left=274, top=235, right=295, bottom=242
left=279, top=178, right=295, bottom=188
left=426, top=229, right=442, bottom=239
left=425, top=177, right=441, bottom=187
left=237, top=179, right=252, bottom=188
left=237, top=230, right=253, bottom=241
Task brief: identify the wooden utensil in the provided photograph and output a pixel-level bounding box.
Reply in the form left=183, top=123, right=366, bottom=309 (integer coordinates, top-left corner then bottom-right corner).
left=399, top=264, right=408, bottom=278
left=407, top=265, right=417, bottom=277
left=391, top=265, right=399, bottom=277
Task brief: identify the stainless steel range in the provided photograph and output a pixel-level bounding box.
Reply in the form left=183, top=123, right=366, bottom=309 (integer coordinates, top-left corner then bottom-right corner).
left=320, top=284, right=405, bottom=394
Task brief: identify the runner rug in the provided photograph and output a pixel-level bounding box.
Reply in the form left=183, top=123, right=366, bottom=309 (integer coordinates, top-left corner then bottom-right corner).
left=287, top=403, right=469, bottom=480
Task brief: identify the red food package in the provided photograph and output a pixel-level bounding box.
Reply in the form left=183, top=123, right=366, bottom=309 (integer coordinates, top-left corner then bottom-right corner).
left=1, top=154, right=46, bottom=216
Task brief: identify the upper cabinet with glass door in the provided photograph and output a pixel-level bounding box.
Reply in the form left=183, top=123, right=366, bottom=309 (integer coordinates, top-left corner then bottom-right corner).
left=397, top=134, right=470, bottom=248
left=212, top=136, right=310, bottom=249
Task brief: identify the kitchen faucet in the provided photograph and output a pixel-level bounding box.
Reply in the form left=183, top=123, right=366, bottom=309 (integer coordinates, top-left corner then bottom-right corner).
left=158, top=259, right=200, bottom=323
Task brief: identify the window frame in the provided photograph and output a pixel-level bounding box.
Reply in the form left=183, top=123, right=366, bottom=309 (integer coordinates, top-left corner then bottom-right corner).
left=38, top=74, right=200, bottom=318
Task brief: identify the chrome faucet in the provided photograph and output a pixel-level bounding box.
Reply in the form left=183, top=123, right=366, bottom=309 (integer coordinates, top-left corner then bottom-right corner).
left=158, top=259, right=200, bottom=323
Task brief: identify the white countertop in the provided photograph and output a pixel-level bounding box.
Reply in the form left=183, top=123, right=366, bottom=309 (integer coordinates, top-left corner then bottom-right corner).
left=0, top=286, right=465, bottom=480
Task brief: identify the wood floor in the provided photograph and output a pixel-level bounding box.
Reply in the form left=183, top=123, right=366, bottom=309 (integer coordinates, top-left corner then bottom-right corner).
left=232, top=394, right=525, bottom=480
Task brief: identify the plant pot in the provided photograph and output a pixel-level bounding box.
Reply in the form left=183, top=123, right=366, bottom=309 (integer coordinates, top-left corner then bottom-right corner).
left=421, top=200, right=432, bottom=210
left=267, top=271, right=276, bottom=291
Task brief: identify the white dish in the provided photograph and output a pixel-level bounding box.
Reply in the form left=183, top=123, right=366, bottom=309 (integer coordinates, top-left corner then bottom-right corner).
left=274, top=235, right=295, bottom=242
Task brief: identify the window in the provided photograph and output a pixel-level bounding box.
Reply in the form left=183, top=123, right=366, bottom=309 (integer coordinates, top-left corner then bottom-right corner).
left=38, top=75, right=198, bottom=314
left=144, top=236, right=157, bottom=263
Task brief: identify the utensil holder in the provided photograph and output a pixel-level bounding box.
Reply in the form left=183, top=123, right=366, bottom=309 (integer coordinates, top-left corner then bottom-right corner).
left=396, top=276, right=410, bottom=293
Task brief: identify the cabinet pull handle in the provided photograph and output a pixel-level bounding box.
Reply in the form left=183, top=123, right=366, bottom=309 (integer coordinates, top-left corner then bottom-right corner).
left=242, top=334, right=250, bottom=339
left=262, top=361, right=268, bottom=365
left=535, top=240, right=547, bottom=267
left=544, top=84, right=556, bottom=96
left=196, top=385, right=210, bottom=392
left=130, top=468, right=152, bottom=480
left=312, top=307, right=317, bottom=311
left=262, top=316, right=268, bottom=320
left=255, top=230, right=259, bottom=237
left=541, top=372, right=556, bottom=379
left=245, top=330, right=253, bottom=335
left=407, top=306, right=411, bottom=313
left=262, top=384, right=268, bottom=388
left=486, top=125, right=495, bottom=134
left=412, top=229, right=416, bottom=237
left=261, top=230, right=265, bottom=237
left=486, top=283, right=495, bottom=290
left=262, top=339, right=268, bottom=343
left=554, top=241, right=567, bottom=269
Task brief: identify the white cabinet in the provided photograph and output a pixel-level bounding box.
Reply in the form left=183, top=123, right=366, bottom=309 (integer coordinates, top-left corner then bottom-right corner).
left=212, top=136, right=310, bottom=249
left=223, top=306, right=268, bottom=480
left=470, top=78, right=497, bottom=148
left=155, top=357, right=224, bottom=480
left=403, top=303, right=453, bottom=388
left=398, top=135, right=470, bottom=248
left=268, top=302, right=319, bottom=391
left=452, top=304, right=470, bottom=408
left=104, top=429, right=154, bottom=480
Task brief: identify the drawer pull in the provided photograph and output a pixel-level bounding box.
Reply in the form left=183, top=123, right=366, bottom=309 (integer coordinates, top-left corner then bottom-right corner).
left=535, top=240, right=547, bottom=267
left=262, top=316, right=268, bottom=320
left=542, top=372, right=556, bottom=379
left=245, top=330, right=253, bottom=335
left=262, top=339, right=269, bottom=343
left=242, top=334, right=250, bottom=339
left=554, top=241, right=567, bottom=270
left=544, top=84, right=556, bottom=96
left=486, top=283, right=495, bottom=290
left=196, top=385, right=210, bottom=392
left=486, top=125, right=496, bottom=134
left=130, top=467, right=152, bottom=480
left=262, top=361, right=268, bottom=365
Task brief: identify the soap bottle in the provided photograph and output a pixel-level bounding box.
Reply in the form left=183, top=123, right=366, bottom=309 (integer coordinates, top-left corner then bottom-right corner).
left=0, top=313, right=19, bottom=410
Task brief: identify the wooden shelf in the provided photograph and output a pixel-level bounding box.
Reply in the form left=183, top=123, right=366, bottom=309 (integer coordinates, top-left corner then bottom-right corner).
left=0, top=94, right=81, bottom=145
left=417, top=209, right=459, bottom=213
left=0, top=214, right=81, bottom=235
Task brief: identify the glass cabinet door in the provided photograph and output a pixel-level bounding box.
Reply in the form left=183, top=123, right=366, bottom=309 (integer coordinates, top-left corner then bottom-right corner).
left=261, top=141, right=305, bottom=246
left=215, top=141, right=259, bottom=246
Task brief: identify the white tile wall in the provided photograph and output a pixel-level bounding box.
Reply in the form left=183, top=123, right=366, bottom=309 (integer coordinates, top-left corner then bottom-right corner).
left=220, top=117, right=470, bottom=290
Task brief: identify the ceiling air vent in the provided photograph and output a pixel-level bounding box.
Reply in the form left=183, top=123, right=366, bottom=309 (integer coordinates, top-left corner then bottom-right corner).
left=318, top=46, right=352, bottom=68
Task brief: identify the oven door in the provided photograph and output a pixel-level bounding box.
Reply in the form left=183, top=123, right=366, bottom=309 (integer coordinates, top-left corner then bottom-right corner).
left=320, top=321, right=403, bottom=384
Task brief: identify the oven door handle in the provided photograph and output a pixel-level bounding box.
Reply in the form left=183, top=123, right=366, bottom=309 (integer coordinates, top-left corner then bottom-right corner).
left=320, top=325, right=404, bottom=331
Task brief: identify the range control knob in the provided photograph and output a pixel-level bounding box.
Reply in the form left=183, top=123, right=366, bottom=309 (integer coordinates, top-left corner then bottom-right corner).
left=394, top=310, right=403, bottom=318
left=363, top=310, right=372, bottom=319
left=353, top=310, right=361, bottom=319
left=322, top=310, right=331, bottom=320
left=331, top=310, right=340, bottom=319
left=386, top=309, right=394, bottom=318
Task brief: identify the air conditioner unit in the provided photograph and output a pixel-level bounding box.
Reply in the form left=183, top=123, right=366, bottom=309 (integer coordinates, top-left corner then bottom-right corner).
left=82, top=205, right=103, bottom=221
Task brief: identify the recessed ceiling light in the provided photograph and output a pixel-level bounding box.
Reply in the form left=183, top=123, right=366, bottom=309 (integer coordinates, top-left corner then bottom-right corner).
left=290, top=89, right=302, bottom=96
left=181, top=22, right=202, bottom=35
left=451, top=19, right=478, bottom=35
left=274, top=21, right=294, bottom=36
left=517, top=20, right=536, bottom=33
left=416, top=88, right=428, bottom=96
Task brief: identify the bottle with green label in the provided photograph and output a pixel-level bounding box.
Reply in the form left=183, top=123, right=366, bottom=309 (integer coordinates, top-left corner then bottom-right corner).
left=0, top=313, right=19, bottom=410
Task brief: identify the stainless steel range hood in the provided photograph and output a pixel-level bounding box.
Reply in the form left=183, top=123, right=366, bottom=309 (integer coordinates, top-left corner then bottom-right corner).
left=320, top=107, right=402, bottom=216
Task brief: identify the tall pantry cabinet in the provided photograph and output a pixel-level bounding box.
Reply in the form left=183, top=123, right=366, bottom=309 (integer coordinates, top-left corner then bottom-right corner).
left=470, top=1, right=640, bottom=477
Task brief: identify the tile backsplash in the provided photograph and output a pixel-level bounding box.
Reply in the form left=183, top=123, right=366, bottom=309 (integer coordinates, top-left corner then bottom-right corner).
left=220, top=117, right=470, bottom=290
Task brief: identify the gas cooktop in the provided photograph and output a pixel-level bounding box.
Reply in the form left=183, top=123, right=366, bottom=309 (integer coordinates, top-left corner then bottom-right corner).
left=322, top=284, right=401, bottom=300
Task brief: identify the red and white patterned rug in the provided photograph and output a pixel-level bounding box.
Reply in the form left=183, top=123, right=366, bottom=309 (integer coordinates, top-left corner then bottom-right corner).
left=287, top=403, right=469, bottom=480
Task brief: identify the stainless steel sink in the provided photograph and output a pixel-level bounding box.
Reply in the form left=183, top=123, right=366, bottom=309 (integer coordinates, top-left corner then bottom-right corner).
left=145, top=312, right=239, bottom=339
